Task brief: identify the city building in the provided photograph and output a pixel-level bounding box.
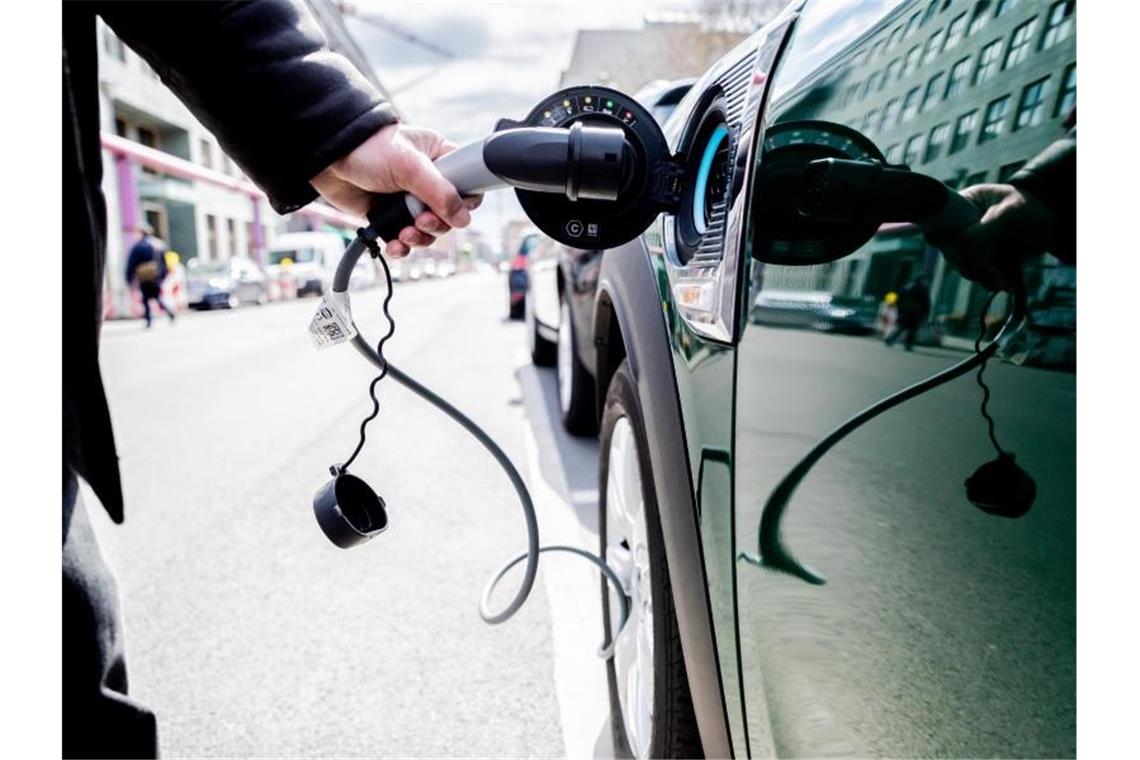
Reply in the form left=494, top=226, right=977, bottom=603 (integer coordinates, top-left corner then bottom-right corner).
left=560, top=17, right=754, bottom=95
left=96, top=1, right=394, bottom=317
left=766, top=0, right=1075, bottom=344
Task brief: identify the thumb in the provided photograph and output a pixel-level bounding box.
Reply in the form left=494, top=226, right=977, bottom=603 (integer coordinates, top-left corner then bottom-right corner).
left=401, top=150, right=470, bottom=228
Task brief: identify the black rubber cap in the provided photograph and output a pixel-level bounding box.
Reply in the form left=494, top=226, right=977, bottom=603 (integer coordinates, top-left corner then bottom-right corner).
left=313, top=472, right=389, bottom=548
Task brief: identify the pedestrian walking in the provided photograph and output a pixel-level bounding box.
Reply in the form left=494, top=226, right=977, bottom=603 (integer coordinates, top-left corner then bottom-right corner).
left=884, top=274, right=931, bottom=351
left=125, top=226, right=175, bottom=328
left=64, top=2, right=480, bottom=756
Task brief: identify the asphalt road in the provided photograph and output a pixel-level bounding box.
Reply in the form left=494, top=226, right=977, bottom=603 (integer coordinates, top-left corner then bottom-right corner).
left=91, top=271, right=613, bottom=758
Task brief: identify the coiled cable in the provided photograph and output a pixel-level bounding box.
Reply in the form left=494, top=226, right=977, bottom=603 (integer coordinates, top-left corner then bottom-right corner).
left=334, top=231, right=628, bottom=657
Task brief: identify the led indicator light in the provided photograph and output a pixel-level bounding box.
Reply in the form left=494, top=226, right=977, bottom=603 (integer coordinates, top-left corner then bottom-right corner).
left=563, top=99, right=571, bottom=107
left=625, top=111, right=633, bottom=118
left=606, top=99, right=614, bottom=108
left=544, top=111, right=552, bottom=118
left=584, top=96, right=592, bottom=104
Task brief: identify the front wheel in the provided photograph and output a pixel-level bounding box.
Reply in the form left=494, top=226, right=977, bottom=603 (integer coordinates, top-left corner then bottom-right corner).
left=600, top=360, right=701, bottom=759
left=527, top=289, right=557, bottom=366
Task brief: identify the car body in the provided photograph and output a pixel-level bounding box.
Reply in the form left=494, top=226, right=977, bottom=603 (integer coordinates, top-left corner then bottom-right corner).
left=750, top=289, right=878, bottom=334
left=507, top=232, right=539, bottom=320
left=525, top=78, right=697, bottom=434
left=185, top=256, right=269, bottom=309
left=266, top=231, right=348, bottom=297
left=580, top=1, right=1076, bottom=757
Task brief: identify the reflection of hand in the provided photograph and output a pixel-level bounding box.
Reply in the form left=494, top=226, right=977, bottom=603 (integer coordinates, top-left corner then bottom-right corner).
left=311, top=124, right=483, bottom=257
left=933, top=183, right=1056, bottom=292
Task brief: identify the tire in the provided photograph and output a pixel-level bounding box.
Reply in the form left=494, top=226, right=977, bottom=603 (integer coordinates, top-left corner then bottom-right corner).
left=509, top=297, right=524, bottom=320
left=600, top=360, right=702, bottom=759
left=557, top=297, right=598, bottom=436
left=527, top=290, right=557, bottom=366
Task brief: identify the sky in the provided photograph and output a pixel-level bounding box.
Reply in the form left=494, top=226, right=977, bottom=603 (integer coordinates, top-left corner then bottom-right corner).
left=342, top=0, right=697, bottom=242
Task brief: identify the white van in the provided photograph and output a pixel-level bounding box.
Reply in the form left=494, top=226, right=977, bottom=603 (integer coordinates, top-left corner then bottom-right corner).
left=266, top=231, right=348, bottom=297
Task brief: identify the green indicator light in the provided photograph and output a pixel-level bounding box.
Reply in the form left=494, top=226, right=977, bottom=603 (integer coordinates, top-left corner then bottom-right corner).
left=606, top=100, right=614, bottom=108
left=563, top=99, right=571, bottom=107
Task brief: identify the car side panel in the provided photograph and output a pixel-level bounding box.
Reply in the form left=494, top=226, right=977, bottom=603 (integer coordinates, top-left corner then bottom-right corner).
left=733, top=1, right=1075, bottom=756
left=595, top=238, right=734, bottom=759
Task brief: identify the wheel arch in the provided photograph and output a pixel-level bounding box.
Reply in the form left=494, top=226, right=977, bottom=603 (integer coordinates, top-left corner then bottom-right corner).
left=592, top=243, right=734, bottom=759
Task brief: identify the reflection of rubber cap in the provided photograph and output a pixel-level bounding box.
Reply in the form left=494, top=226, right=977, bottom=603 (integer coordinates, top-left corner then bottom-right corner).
left=313, top=472, right=388, bottom=548
left=965, top=453, right=1036, bottom=519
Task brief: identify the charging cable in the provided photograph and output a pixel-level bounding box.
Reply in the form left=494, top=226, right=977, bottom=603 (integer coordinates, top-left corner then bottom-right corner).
left=326, top=228, right=628, bottom=658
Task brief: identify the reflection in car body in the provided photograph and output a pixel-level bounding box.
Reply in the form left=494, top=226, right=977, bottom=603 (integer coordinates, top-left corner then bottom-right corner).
left=568, top=1, right=1076, bottom=757
left=750, top=289, right=878, bottom=334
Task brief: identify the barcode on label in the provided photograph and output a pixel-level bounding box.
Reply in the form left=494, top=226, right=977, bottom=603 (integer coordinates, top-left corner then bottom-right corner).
left=309, top=295, right=357, bottom=349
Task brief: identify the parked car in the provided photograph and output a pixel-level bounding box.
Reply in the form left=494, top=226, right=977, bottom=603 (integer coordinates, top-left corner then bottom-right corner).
left=750, top=289, right=878, bottom=334
left=507, top=232, right=538, bottom=320
left=266, top=231, right=347, bottom=297
left=562, top=2, right=1076, bottom=758
left=525, top=78, right=696, bottom=435
left=185, top=256, right=268, bottom=309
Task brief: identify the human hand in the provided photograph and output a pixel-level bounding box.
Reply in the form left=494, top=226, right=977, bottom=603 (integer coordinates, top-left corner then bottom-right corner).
left=311, top=124, right=483, bottom=257
left=930, top=183, right=1056, bottom=292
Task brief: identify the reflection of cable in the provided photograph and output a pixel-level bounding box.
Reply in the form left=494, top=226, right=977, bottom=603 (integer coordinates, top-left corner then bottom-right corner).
left=973, top=292, right=1007, bottom=457
left=335, top=235, right=629, bottom=657
left=740, top=285, right=1027, bottom=585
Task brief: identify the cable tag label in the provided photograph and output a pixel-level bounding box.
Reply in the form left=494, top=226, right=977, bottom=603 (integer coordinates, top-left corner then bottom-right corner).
left=309, top=292, right=357, bottom=349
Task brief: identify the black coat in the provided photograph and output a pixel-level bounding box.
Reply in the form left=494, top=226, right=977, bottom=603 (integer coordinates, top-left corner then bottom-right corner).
left=64, top=0, right=397, bottom=522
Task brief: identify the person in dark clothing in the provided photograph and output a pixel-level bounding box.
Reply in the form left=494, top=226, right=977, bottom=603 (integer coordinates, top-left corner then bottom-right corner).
left=884, top=274, right=931, bottom=351
left=64, top=2, right=478, bottom=756
left=125, top=228, right=175, bottom=327
left=933, top=123, right=1076, bottom=291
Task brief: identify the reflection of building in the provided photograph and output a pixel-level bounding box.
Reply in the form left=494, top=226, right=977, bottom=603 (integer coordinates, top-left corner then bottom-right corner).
left=560, top=18, right=754, bottom=94
left=96, top=1, right=393, bottom=316
left=770, top=0, right=1075, bottom=342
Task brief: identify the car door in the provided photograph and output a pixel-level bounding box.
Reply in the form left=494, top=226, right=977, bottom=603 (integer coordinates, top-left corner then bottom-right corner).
left=733, top=1, right=1075, bottom=756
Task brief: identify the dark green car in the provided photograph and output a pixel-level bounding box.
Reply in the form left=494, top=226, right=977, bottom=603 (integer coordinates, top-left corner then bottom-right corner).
left=585, top=1, right=1076, bottom=756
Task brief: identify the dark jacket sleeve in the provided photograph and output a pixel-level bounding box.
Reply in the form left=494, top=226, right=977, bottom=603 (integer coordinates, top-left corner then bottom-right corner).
left=99, top=0, right=397, bottom=214
left=1009, top=127, right=1075, bottom=265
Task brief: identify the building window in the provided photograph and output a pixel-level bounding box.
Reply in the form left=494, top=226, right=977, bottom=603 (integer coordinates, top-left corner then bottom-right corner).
left=922, top=72, right=945, bottom=113
left=922, top=0, right=940, bottom=26
left=974, top=39, right=1002, bottom=85
left=871, top=40, right=884, bottom=60
left=883, top=97, right=902, bottom=129
left=1041, top=0, right=1075, bottom=50
left=863, top=109, right=880, bottom=135
left=968, top=0, right=991, bottom=36
left=136, top=126, right=157, bottom=149
left=944, top=12, right=967, bottom=51
left=1014, top=76, right=1050, bottom=130
left=904, top=45, right=921, bottom=76
left=924, top=122, right=950, bottom=163
left=923, top=29, right=945, bottom=64
left=903, top=133, right=927, bottom=166
left=950, top=109, right=979, bottom=153
left=884, top=58, right=902, bottom=86
left=901, top=86, right=921, bottom=122
left=206, top=215, right=218, bottom=260
left=225, top=218, right=237, bottom=258
left=979, top=95, right=1010, bottom=144
left=885, top=143, right=903, bottom=164
left=994, top=0, right=1018, bottom=18
left=1055, top=63, right=1076, bottom=118
left=998, top=160, right=1027, bottom=182
left=905, top=11, right=922, bottom=38
left=945, top=57, right=971, bottom=99
left=114, top=118, right=128, bottom=137
left=102, top=26, right=126, bottom=62
left=889, top=25, right=904, bottom=50
left=1004, top=18, right=1038, bottom=70
left=864, top=70, right=882, bottom=97
left=199, top=139, right=214, bottom=170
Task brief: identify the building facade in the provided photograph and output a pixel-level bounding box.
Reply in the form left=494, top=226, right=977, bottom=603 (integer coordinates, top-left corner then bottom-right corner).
left=767, top=0, right=1075, bottom=345
left=96, top=0, right=391, bottom=316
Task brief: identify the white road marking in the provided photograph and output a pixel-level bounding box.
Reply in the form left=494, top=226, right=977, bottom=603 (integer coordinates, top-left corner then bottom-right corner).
left=514, top=349, right=614, bottom=759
